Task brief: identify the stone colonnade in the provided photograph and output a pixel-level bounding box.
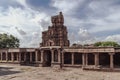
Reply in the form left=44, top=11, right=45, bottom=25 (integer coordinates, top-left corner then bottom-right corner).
left=62, top=52, right=115, bottom=69
left=0, top=48, right=116, bottom=70
left=0, top=51, right=40, bottom=63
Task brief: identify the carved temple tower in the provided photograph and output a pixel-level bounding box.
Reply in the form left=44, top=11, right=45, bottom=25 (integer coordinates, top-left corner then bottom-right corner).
left=40, top=12, right=70, bottom=47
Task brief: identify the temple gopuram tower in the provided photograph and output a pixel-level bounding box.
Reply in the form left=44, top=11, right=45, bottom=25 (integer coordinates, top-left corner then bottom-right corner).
left=40, top=12, right=70, bottom=47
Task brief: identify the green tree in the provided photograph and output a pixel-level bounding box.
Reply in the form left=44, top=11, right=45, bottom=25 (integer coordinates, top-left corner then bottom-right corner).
left=0, top=33, right=20, bottom=48
left=94, top=41, right=120, bottom=47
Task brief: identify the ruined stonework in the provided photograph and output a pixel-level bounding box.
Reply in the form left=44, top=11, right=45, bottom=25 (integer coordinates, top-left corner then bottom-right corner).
left=40, top=12, right=70, bottom=47
left=1, top=12, right=120, bottom=71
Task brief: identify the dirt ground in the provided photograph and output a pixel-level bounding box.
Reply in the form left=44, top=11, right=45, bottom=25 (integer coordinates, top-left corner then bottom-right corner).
left=0, top=64, right=120, bottom=80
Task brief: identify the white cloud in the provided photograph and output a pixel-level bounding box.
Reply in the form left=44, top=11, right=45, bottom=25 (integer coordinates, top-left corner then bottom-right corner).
left=0, top=5, right=49, bottom=47
left=77, top=28, right=96, bottom=44
left=105, top=34, right=120, bottom=43
left=0, top=0, right=120, bottom=47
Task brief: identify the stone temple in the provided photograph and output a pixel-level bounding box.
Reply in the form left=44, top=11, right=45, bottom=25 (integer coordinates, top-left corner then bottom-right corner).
left=40, top=12, right=69, bottom=47
left=0, top=12, right=120, bottom=71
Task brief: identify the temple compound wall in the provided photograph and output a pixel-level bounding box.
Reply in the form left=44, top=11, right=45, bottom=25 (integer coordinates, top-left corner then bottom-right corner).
left=1, top=47, right=120, bottom=70
left=1, top=12, right=120, bottom=71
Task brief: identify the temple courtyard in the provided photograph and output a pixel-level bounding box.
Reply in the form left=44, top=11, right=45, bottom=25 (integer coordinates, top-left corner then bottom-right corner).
left=0, top=64, right=119, bottom=80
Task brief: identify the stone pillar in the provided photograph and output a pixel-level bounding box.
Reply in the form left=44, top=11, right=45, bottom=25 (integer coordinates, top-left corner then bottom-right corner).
left=51, top=49, right=54, bottom=63
left=6, top=51, right=8, bottom=62
left=41, top=50, right=44, bottom=63
left=85, top=53, right=88, bottom=66
left=82, top=53, right=86, bottom=67
left=62, top=51, right=64, bottom=65
left=94, top=53, right=99, bottom=67
left=109, top=53, right=114, bottom=69
left=1, top=52, right=3, bottom=62
left=11, top=52, right=14, bottom=62
left=72, top=52, right=74, bottom=65
left=17, top=53, right=19, bottom=61
left=30, top=52, right=33, bottom=62
left=35, top=51, right=38, bottom=62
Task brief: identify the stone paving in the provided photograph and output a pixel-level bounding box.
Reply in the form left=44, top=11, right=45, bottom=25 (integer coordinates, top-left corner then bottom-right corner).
left=0, top=64, right=120, bottom=80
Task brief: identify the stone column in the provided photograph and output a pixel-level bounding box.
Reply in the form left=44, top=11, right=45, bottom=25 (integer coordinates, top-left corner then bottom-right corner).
left=11, top=52, right=14, bottom=62
left=6, top=51, right=8, bottom=62
left=109, top=53, right=114, bottom=69
left=35, top=51, right=38, bottom=62
left=17, top=53, right=19, bottom=61
left=62, top=51, right=64, bottom=65
left=41, top=50, right=44, bottom=63
left=30, top=52, right=33, bottom=62
left=94, top=53, right=99, bottom=67
left=1, top=52, right=3, bottom=62
left=82, top=53, right=86, bottom=67
left=72, top=52, right=74, bottom=65
left=51, top=49, right=54, bottom=63
left=85, top=53, right=88, bottom=66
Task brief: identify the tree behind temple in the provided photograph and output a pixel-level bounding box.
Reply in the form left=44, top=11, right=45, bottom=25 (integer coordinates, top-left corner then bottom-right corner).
left=0, top=33, right=20, bottom=48
left=94, top=41, right=120, bottom=47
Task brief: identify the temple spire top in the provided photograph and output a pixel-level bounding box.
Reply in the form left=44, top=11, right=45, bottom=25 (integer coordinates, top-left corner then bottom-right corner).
left=51, top=12, right=64, bottom=26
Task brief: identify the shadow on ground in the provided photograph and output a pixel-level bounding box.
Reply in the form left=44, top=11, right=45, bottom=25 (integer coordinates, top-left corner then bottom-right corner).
left=0, top=67, right=21, bottom=76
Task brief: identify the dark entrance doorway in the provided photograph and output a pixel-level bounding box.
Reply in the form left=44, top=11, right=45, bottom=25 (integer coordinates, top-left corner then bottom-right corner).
left=99, top=53, right=110, bottom=68
left=74, top=53, right=82, bottom=64
left=88, top=53, right=95, bottom=65
left=114, top=53, right=120, bottom=68
left=26, top=52, right=30, bottom=64
left=64, top=52, right=72, bottom=64
left=43, top=50, right=52, bottom=67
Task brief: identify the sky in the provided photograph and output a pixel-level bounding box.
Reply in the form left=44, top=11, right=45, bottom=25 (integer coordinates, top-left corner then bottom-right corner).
left=0, top=0, right=120, bottom=48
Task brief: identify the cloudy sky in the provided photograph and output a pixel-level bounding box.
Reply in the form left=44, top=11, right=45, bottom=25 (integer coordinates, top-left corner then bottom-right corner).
left=0, top=0, right=120, bottom=47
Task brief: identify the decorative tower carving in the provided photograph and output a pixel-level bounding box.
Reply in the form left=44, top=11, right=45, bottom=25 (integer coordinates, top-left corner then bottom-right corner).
left=40, top=12, right=70, bottom=47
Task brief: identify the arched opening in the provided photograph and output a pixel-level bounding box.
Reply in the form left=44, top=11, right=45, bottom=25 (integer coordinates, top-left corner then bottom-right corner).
left=54, top=50, right=58, bottom=62
left=47, top=40, right=54, bottom=46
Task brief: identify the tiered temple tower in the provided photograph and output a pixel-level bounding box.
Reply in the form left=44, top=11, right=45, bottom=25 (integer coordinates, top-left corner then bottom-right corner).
left=40, top=12, right=70, bottom=47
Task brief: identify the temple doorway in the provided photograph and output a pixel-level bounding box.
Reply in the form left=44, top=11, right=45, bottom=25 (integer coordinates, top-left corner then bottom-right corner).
left=42, top=50, right=52, bottom=67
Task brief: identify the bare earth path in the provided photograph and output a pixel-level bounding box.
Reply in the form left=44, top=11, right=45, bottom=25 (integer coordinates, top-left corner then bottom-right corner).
left=0, top=64, right=120, bottom=80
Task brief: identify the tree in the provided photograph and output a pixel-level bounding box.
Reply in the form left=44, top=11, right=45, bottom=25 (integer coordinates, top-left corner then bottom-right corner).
left=0, top=33, right=20, bottom=48
left=71, top=43, right=82, bottom=47
left=94, top=41, right=120, bottom=47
